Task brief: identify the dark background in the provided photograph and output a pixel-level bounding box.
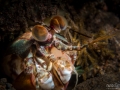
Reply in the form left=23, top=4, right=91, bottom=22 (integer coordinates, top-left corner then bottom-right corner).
left=0, top=0, right=120, bottom=90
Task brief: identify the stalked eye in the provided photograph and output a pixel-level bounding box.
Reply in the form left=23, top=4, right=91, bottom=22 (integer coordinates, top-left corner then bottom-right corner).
left=50, top=15, right=67, bottom=33
left=31, top=25, right=50, bottom=42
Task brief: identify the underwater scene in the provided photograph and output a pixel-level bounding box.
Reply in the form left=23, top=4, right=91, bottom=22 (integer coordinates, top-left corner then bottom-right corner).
left=0, top=0, right=120, bottom=90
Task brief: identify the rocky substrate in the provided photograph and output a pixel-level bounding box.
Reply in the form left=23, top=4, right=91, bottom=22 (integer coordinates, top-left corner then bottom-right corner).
left=0, top=78, right=16, bottom=90
left=75, top=73, right=120, bottom=90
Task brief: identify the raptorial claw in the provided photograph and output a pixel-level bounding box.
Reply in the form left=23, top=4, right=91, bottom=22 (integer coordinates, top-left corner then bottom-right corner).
left=36, top=57, right=47, bottom=69
left=38, top=72, right=54, bottom=90
left=35, top=62, right=55, bottom=90
left=53, top=59, right=73, bottom=84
